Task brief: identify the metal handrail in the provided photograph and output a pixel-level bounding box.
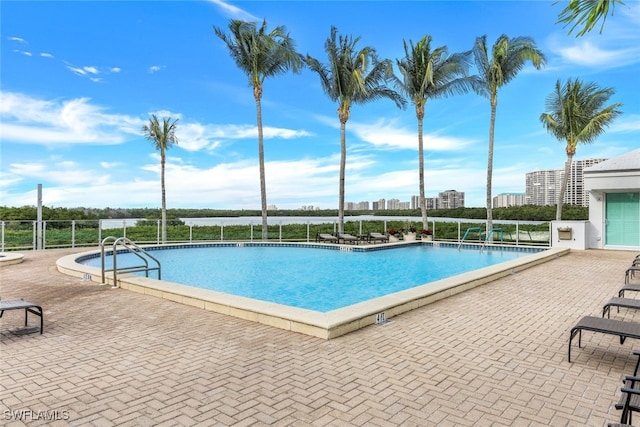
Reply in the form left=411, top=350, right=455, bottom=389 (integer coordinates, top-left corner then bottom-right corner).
left=481, top=228, right=504, bottom=251
left=100, top=236, right=161, bottom=287
left=458, top=227, right=483, bottom=250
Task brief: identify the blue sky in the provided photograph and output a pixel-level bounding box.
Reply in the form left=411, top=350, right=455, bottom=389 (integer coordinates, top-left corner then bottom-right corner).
left=1, top=0, right=639, bottom=210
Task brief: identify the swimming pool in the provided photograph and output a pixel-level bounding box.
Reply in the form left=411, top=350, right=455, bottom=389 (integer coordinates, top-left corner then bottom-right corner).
left=58, top=242, right=568, bottom=339
left=84, top=244, right=533, bottom=312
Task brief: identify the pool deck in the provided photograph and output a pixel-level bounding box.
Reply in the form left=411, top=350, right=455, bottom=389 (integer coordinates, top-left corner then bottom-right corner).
left=2, top=247, right=640, bottom=425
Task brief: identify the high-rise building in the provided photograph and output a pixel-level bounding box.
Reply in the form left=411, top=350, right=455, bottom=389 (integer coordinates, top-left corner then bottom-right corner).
left=374, top=198, right=386, bottom=210
left=525, top=169, right=563, bottom=206
left=493, top=193, right=525, bottom=208
left=438, top=190, right=464, bottom=209
left=525, top=158, right=607, bottom=206
left=387, top=198, right=401, bottom=210
left=565, top=158, right=607, bottom=207
left=411, top=195, right=420, bottom=210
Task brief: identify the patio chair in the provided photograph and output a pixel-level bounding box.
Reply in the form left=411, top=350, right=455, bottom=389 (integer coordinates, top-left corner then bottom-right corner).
left=336, top=233, right=359, bottom=244
left=627, top=266, right=640, bottom=284
left=619, top=283, right=640, bottom=299
left=610, top=377, right=640, bottom=426
left=0, top=299, right=43, bottom=334
left=603, top=297, right=640, bottom=318
left=368, top=232, right=389, bottom=243
left=316, top=233, right=338, bottom=243
left=568, top=316, right=640, bottom=362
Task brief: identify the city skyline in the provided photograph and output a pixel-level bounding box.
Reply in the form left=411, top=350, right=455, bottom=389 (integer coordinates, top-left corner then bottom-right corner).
left=2, top=1, right=639, bottom=210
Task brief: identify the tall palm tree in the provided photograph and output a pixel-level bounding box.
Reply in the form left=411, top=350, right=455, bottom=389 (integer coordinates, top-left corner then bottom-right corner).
left=395, top=35, right=474, bottom=230
left=142, top=114, right=179, bottom=244
left=472, top=34, right=546, bottom=236
left=556, top=0, right=625, bottom=37
left=540, top=78, right=622, bottom=220
left=306, top=26, right=405, bottom=232
left=214, top=20, right=303, bottom=240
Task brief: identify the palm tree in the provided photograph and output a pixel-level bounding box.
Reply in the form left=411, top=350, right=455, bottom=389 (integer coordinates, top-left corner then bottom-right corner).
left=214, top=20, right=303, bottom=240
left=306, top=26, right=405, bottom=233
left=556, top=0, right=625, bottom=37
left=540, top=78, right=622, bottom=220
left=395, top=35, right=474, bottom=230
left=142, top=114, right=179, bottom=244
left=472, top=34, right=546, bottom=236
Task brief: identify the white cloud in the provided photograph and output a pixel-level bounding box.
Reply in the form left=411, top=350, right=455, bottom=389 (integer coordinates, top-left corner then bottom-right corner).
left=555, top=40, right=640, bottom=68
left=0, top=92, right=141, bottom=145
left=610, top=114, right=640, bottom=133
left=40, top=52, right=54, bottom=59
left=8, top=36, right=27, bottom=44
left=207, top=0, right=259, bottom=22
left=348, top=118, right=476, bottom=151
left=148, top=65, right=164, bottom=74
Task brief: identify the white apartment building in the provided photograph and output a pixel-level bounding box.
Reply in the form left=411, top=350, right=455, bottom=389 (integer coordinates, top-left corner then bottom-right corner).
left=526, top=159, right=607, bottom=207
left=493, top=193, right=525, bottom=208
left=525, top=169, right=563, bottom=206
left=438, top=190, right=464, bottom=209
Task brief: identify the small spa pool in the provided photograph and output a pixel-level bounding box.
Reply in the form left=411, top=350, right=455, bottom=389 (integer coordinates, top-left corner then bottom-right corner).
left=83, top=244, right=537, bottom=312
left=60, top=242, right=567, bottom=339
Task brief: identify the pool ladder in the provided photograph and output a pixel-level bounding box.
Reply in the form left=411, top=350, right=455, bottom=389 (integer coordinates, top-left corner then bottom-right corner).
left=100, top=236, right=161, bottom=287
left=458, top=227, right=503, bottom=250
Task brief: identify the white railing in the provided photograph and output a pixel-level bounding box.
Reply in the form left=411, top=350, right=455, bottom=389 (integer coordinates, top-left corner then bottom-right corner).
left=0, top=217, right=551, bottom=251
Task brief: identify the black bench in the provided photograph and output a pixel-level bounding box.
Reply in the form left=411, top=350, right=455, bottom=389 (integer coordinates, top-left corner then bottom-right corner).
left=0, top=299, right=43, bottom=334
left=569, top=316, right=640, bottom=362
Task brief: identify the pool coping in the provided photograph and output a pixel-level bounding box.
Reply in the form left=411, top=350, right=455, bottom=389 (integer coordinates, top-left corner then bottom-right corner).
left=56, top=242, right=569, bottom=339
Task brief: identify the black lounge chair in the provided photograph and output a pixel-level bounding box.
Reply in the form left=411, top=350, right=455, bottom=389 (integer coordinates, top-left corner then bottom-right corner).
left=627, top=266, right=640, bottom=284
left=611, top=376, right=640, bottom=426
left=368, top=232, right=389, bottom=243
left=336, top=233, right=359, bottom=244
left=316, top=233, right=338, bottom=243
left=568, top=316, right=640, bottom=362
left=604, top=297, right=640, bottom=318
left=619, top=283, right=640, bottom=299
left=0, top=299, right=43, bottom=334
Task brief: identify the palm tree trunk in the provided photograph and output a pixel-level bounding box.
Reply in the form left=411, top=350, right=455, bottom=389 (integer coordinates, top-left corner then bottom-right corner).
left=160, top=152, right=167, bottom=244
left=418, top=115, right=427, bottom=230
left=338, top=121, right=346, bottom=234
left=486, top=100, right=497, bottom=236
left=255, top=92, right=268, bottom=240
left=557, top=153, right=573, bottom=221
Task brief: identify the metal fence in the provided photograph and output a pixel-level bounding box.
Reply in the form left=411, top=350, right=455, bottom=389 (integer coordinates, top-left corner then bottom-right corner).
left=0, top=217, right=551, bottom=251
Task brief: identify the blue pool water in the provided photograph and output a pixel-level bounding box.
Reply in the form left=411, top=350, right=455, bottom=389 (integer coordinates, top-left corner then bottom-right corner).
left=87, top=244, right=536, bottom=312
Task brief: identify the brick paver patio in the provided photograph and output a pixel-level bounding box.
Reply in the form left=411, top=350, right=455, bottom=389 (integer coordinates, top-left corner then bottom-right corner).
left=1, top=247, right=639, bottom=426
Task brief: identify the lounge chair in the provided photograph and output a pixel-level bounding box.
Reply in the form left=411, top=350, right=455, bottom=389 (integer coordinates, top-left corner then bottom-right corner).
left=627, top=266, right=640, bottom=284
left=0, top=299, right=43, bottom=334
left=568, top=316, right=640, bottom=362
left=336, top=233, right=359, bottom=244
left=603, top=297, right=640, bottom=318
left=316, top=233, right=338, bottom=243
left=368, top=232, right=389, bottom=243
left=611, top=376, right=640, bottom=426
left=619, top=283, right=640, bottom=298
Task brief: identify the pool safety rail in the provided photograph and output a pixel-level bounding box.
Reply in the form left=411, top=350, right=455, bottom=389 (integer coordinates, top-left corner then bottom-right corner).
left=458, top=227, right=504, bottom=250
left=100, top=236, right=161, bottom=287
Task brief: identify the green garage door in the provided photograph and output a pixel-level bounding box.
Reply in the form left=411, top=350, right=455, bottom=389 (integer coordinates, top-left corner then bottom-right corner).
left=606, top=192, right=640, bottom=246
